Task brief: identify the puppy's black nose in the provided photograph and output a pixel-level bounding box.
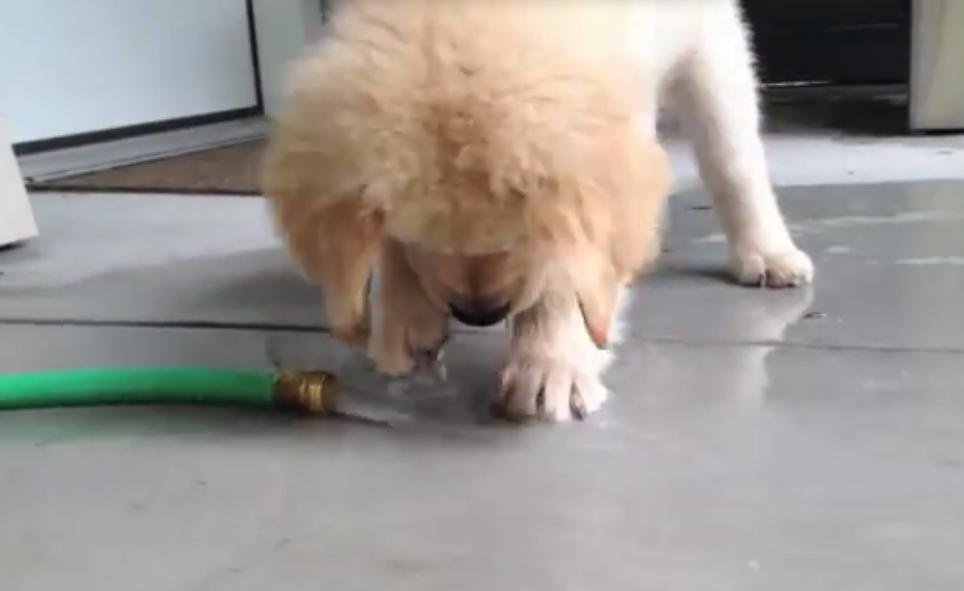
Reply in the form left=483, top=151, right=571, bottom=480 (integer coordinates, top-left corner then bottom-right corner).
left=449, top=300, right=511, bottom=327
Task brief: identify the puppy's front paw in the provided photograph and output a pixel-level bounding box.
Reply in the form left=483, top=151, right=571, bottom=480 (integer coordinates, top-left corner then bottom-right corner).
left=494, top=354, right=608, bottom=422
left=732, top=244, right=814, bottom=288
left=369, top=308, right=449, bottom=376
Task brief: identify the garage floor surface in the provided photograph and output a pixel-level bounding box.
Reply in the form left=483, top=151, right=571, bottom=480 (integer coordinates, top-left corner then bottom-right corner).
left=2, top=181, right=964, bottom=590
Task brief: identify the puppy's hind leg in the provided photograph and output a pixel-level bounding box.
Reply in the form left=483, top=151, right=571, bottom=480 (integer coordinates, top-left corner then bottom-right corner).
left=675, top=4, right=813, bottom=287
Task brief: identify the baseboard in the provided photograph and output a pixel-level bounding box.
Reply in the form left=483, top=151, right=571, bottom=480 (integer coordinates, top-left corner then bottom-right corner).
left=18, top=117, right=267, bottom=183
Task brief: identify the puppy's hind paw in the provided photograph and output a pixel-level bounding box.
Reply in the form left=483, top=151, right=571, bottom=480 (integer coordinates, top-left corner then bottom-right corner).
left=732, top=245, right=814, bottom=288
left=493, top=354, right=608, bottom=423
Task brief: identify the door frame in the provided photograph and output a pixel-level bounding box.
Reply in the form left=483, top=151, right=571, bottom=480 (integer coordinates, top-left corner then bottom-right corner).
left=251, top=0, right=325, bottom=117
left=910, top=0, right=964, bottom=130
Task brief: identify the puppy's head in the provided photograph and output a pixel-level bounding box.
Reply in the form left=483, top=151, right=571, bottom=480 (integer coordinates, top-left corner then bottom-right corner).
left=265, top=2, right=669, bottom=344
left=384, top=113, right=670, bottom=345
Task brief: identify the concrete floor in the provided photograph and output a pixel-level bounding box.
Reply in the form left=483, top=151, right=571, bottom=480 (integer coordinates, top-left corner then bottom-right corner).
left=3, top=180, right=964, bottom=590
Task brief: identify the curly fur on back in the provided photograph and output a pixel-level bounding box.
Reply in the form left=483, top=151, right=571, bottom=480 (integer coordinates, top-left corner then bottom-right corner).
left=264, top=0, right=665, bottom=261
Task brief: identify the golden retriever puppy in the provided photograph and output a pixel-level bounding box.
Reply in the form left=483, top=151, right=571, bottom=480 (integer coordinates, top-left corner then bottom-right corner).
left=263, top=0, right=812, bottom=422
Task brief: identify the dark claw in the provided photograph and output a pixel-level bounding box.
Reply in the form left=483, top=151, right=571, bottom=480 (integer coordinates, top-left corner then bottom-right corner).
left=412, top=348, right=441, bottom=370
left=409, top=331, right=451, bottom=370
left=535, top=386, right=546, bottom=415
left=570, top=386, right=588, bottom=421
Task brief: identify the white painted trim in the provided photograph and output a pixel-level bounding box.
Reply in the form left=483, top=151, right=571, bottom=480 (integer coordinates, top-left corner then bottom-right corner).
left=252, top=0, right=326, bottom=117
left=1, top=116, right=38, bottom=246
left=911, top=0, right=964, bottom=130
left=18, top=118, right=265, bottom=183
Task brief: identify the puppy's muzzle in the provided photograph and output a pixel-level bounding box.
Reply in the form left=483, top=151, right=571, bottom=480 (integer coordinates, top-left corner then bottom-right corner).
left=449, top=299, right=511, bottom=327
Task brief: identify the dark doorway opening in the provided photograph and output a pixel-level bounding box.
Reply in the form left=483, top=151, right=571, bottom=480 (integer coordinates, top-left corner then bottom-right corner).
left=743, top=0, right=911, bottom=86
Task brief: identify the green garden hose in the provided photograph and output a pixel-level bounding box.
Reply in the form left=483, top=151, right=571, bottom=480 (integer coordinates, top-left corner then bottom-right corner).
left=0, top=368, right=339, bottom=415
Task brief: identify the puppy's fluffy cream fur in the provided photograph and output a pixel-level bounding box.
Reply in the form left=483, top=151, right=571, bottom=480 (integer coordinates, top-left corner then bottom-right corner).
left=264, top=0, right=811, bottom=421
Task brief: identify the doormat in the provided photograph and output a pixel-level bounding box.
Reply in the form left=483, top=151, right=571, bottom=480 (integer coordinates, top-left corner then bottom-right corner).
left=30, top=140, right=265, bottom=196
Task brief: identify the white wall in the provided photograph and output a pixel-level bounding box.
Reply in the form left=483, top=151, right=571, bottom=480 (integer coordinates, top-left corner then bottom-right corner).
left=0, top=0, right=259, bottom=144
